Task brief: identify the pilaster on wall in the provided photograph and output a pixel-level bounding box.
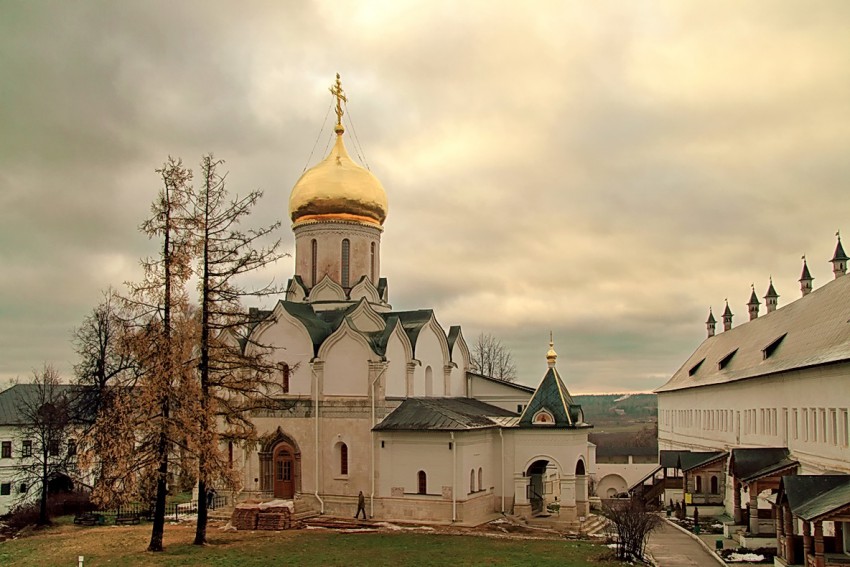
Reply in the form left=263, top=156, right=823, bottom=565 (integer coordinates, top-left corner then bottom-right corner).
left=443, top=365, right=452, bottom=397
left=405, top=362, right=416, bottom=397
left=311, top=360, right=325, bottom=398
left=560, top=475, right=577, bottom=508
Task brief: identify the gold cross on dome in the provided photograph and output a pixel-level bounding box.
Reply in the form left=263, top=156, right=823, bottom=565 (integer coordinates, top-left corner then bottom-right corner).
left=329, top=73, right=347, bottom=128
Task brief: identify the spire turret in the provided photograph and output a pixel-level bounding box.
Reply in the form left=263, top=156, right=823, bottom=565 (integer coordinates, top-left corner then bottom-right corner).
left=799, top=255, right=813, bottom=296
left=706, top=308, right=716, bottom=338
left=831, top=231, right=848, bottom=279
left=763, top=277, right=779, bottom=313
left=722, top=300, right=733, bottom=332
left=747, top=285, right=760, bottom=321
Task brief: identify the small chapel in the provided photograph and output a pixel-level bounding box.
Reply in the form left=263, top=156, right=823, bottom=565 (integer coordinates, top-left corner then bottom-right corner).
left=230, top=76, right=594, bottom=524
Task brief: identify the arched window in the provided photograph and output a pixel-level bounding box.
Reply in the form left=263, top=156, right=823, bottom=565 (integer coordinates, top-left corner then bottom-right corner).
left=340, top=443, right=348, bottom=476
left=311, top=239, right=317, bottom=286
left=341, top=239, right=350, bottom=287
left=370, top=242, right=376, bottom=282
left=470, top=469, right=475, bottom=494
left=478, top=468, right=483, bottom=492
left=417, top=470, right=427, bottom=495
left=425, top=366, right=433, bottom=397
left=695, top=475, right=703, bottom=493
left=281, top=363, right=290, bottom=394
left=710, top=475, right=719, bottom=494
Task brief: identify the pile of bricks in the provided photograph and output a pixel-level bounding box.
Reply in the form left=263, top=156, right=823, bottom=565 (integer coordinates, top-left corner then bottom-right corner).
left=256, top=508, right=292, bottom=530
left=231, top=504, right=296, bottom=531
left=230, top=507, right=259, bottom=530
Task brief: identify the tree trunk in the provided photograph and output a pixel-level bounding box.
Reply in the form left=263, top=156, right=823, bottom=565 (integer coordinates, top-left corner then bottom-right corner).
left=147, top=417, right=169, bottom=552
left=194, top=477, right=207, bottom=545
left=39, top=453, right=49, bottom=526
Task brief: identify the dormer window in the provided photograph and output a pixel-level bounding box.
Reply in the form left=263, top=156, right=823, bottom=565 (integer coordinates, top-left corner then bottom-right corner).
left=532, top=409, right=555, bottom=425
left=689, top=358, right=705, bottom=377
left=763, top=333, right=787, bottom=360
left=718, top=349, right=738, bottom=370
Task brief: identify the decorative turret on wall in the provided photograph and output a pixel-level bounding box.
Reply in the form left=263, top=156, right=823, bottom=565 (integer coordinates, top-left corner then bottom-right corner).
left=763, top=278, right=779, bottom=313
left=722, top=300, right=733, bottom=332
left=799, top=256, right=813, bottom=296
left=831, top=232, right=848, bottom=279
left=747, top=285, right=760, bottom=321
left=706, top=308, right=716, bottom=338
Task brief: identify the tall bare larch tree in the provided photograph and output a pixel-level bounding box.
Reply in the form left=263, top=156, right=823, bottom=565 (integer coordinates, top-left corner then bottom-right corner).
left=470, top=332, right=517, bottom=382
left=189, top=154, right=285, bottom=545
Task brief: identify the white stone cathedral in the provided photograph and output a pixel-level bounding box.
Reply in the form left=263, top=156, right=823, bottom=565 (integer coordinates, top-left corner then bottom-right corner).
left=229, top=77, right=595, bottom=525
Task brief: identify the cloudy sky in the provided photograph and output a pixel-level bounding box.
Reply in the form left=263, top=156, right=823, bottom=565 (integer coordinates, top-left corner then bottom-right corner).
left=2, top=1, right=849, bottom=393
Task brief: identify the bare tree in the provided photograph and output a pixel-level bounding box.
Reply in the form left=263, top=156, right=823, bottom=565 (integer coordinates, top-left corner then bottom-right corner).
left=125, top=157, right=197, bottom=552
left=13, top=365, right=75, bottom=526
left=188, top=154, right=285, bottom=545
left=601, top=497, right=662, bottom=562
left=470, top=333, right=517, bottom=382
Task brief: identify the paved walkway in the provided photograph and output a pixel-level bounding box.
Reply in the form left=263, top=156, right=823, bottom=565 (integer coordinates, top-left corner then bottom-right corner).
left=646, top=520, right=725, bottom=567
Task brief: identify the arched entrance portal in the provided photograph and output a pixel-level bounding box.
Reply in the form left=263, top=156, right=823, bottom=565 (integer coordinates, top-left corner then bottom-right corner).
left=526, top=460, right=549, bottom=515
left=273, top=442, right=296, bottom=499
left=258, top=428, right=302, bottom=498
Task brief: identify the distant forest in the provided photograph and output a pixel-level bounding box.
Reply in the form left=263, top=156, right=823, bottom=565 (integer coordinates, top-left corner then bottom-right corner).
left=573, top=393, right=657, bottom=424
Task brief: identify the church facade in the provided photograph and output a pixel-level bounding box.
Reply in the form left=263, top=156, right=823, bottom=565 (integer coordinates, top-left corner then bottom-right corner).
left=228, top=78, right=594, bottom=525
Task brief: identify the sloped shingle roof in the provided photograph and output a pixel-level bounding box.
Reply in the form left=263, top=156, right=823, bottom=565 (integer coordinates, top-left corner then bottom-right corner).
left=373, top=398, right=517, bottom=431
left=657, top=275, right=850, bottom=393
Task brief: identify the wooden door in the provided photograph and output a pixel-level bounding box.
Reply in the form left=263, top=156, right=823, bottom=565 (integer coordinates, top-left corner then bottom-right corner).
left=273, top=443, right=295, bottom=499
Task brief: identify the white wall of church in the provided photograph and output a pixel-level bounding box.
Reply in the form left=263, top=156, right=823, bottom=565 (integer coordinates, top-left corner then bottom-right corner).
left=252, top=313, right=314, bottom=396
left=413, top=325, right=447, bottom=397
left=322, top=334, right=371, bottom=397
left=468, top=374, right=533, bottom=413
left=378, top=432, right=455, bottom=496
left=384, top=333, right=409, bottom=398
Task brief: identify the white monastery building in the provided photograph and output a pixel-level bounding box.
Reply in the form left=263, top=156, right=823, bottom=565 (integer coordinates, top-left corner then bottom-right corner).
left=224, top=77, right=595, bottom=525
left=655, top=236, right=850, bottom=562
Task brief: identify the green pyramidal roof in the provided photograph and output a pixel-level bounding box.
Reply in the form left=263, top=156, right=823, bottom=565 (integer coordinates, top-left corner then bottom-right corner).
left=517, top=366, right=589, bottom=428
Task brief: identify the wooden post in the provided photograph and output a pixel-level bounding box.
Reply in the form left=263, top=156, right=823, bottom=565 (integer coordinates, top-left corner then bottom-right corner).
left=813, top=521, right=824, bottom=567
left=802, top=521, right=812, bottom=566
left=783, top=505, right=795, bottom=562
left=733, top=478, right=742, bottom=524
left=749, top=482, right=759, bottom=534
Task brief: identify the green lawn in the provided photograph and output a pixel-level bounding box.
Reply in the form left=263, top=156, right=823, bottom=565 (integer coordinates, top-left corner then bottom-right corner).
left=0, top=522, right=625, bottom=566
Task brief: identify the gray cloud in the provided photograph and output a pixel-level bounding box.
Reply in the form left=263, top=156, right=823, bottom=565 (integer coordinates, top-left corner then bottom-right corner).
left=1, top=1, right=849, bottom=393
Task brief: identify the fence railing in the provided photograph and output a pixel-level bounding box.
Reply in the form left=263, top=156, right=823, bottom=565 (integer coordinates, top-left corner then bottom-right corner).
left=94, top=494, right=228, bottom=522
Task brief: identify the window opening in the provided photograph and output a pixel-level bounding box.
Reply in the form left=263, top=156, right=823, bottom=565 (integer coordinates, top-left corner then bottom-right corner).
left=311, top=239, right=318, bottom=286
left=688, top=358, right=705, bottom=376
left=281, top=363, right=290, bottom=393
left=417, top=470, right=427, bottom=495
left=718, top=349, right=738, bottom=370
left=340, top=443, right=349, bottom=475
left=341, top=239, right=350, bottom=287
left=763, top=333, right=787, bottom=360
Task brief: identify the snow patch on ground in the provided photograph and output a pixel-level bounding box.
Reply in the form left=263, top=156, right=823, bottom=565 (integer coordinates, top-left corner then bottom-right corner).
left=614, top=394, right=632, bottom=402
left=727, top=552, right=765, bottom=562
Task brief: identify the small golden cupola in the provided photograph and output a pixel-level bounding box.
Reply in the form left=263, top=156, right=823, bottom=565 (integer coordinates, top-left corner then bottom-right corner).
left=288, top=74, right=388, bottom=228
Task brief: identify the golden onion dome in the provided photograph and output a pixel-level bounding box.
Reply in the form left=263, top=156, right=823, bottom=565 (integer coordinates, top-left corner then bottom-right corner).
left=289, top=127, right=388, bottom=227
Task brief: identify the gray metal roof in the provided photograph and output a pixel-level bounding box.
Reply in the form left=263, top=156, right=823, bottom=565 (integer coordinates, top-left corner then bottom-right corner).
left=373, top=397, right=517, bottom=431
left=0, top=383, right=85, bottom=425
left=729, top=448, right=794, bottom=482
left=679, top=451, right=727, bottom=472
left=781, top=475, right=850, bottom=521
left=657, top=274, right=850, bottom=393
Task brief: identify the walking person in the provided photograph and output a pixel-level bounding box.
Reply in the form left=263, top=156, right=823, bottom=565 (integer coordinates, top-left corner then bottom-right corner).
left=354, top=490, right=367, bottom=519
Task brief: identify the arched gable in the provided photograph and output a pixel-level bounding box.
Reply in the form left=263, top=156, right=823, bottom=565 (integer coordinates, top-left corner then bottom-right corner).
left=319, top=319, right=376, bottom=397
left=346, top=299, right=386, bottom=333
left=248, top=302, right=314, bottom=395
left=384, top=319, right=413, bottom=398
left=448, top=327, right=470, bottom=396
left=349, top=276, right=381, bottom=304
left=309, top=274, right=346, bottom=303
left=412, top=315, right=450, bottom=397
left=286, top=278, right=307, bottom=303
